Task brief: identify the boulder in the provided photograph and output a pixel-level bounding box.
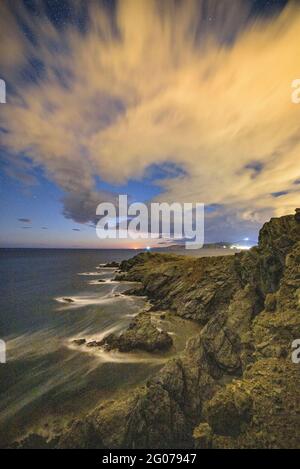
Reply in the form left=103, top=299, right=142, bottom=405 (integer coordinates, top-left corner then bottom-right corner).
left=86, top=341, right=102, bottom=347
left=63, top=297, right=74, bottom=303
left=99, top=313, right=173, bottom=353
left=102, top=262, right=119, bottom=268
left=72, top=339, right=86, bottom=346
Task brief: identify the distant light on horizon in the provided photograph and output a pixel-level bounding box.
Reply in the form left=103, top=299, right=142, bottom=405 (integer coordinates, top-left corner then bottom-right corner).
left=230, top=244, right=251, bottom=251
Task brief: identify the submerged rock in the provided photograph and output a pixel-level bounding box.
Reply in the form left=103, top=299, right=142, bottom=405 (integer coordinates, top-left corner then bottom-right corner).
left=86, top=340, right=102, bottom=348
left=102, top=262, right=119, bottom=268
left=63, top=297, right=74, bottom=303
left=72, top=339, right=86, bottom=346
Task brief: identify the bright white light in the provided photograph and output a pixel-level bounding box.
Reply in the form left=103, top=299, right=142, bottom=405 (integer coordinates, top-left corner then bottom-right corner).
left=230, top=244, right=251, bottom=251
left=146, top=246, right=151, bottom=251
left=243, top=237, right=250, bottom=241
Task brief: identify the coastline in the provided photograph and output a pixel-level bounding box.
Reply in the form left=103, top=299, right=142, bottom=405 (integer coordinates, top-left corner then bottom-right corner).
left=11, top=211, right=300, bottom=449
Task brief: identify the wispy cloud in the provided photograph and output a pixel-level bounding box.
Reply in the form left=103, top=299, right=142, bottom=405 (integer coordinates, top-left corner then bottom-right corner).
left=1, top=0, right=300, bottom=239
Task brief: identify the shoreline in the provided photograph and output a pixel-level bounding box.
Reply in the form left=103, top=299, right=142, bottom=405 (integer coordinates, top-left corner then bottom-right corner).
left=56, top=212, right=300, bottom=449
left=5, top=212, right=300, bottom=448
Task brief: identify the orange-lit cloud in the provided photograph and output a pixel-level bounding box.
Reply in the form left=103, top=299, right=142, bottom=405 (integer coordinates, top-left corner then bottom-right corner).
left=1, top=0, right=300, bottom=233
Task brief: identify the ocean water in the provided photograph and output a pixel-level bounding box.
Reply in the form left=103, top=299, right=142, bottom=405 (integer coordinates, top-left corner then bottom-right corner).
left=0, top=248, right=211, bottom=446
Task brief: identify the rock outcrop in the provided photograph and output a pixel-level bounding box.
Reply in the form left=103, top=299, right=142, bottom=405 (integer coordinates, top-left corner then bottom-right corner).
left=99, top=313, right=173, bottom=353
left=26, top=211, right=300, bottom=449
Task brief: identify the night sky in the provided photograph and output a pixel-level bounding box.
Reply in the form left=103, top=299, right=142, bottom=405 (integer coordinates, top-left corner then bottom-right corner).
left=0, top=0, right=299, bottom=248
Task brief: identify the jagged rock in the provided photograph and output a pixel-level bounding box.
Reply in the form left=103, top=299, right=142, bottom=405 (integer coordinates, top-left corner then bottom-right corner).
left=120, top=253, right=242, bottom=324
left=63, top=297, right=74, bottom=303
left=123, top=287, right=146, bottom=296
left=113, top=273, right=129, bottom=281
left=58, top=419, right=103, bottom=449
left=124, top=384, right=188, bottom=448
left=210, top=359, right=300, bottom=449
left=239, top=214, right=300, bottom=296
left=264, top=293, right=277, bottom=312
left=53, top=211, right=300, bottom=449
left=12, top=433, right=55, bottom=449
left=276, top=241, right=300, bottom=312
left=72, top=339, right=86, bottom=346
left=86, top=340, right=102, bottom=347
left=193, top=423, right=213, bottom=449
left=59, top=393, right=142, bottom=449
left=99, top=313, right=173, bottom=353
left=204, top=383, right=252, bottom=436
left=102, top=262, right=119, bottom=268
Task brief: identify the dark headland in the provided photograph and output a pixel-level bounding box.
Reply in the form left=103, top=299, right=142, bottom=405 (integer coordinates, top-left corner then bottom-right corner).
left=16, top=210, right=300, bottom=449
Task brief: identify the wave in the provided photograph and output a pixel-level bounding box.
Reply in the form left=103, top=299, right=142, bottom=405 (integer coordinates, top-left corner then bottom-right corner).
left=87, top=278, right=135, bottom=286
left=87, top=279, right=120, bottom=285
left=77, top=271, right=106, bottom=276
left=68, top=333, right=168, bottom=364
left=54, top=292, right=125, bottom=309
left=97, top=264, right=118, bottom=269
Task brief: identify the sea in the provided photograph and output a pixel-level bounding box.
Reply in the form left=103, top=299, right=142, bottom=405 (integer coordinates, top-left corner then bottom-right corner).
left=0, top=247, right=233, bottom=446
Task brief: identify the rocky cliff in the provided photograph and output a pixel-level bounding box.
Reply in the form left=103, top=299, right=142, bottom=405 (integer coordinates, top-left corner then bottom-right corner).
left=22, top=211, right=300, bottom=448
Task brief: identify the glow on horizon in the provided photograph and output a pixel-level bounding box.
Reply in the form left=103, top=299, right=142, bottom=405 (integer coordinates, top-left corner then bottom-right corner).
left=230, top=244, right=252, bottom=251
left=1, top=1, right=299, bottom=248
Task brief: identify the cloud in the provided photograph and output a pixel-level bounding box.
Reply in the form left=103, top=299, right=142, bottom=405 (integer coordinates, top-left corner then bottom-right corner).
left=18, top=218, right=31, bottom=223
left=72, top=228, right=81, bottom=232
left=62, top=188, right=117, bottom=224
left=1, top=0, right=300, bottom=239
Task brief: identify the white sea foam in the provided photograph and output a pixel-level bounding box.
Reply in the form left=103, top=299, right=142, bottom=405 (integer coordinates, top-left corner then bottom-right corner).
left=69, top=325, right=168, bottom=364
left=87, top=279, right=119, bottom=285
left=87, top=279, right=134, bottom=286
left=70, top=324, right=120, bottom=345
left=70, top=341, right=167, bottom=364
left=55, top=292, right=123, bottom=309
left=98, top=264, right=118, bottom=269
left=124, top=312, right=139, bottom=318
left=78, top=271, right=105, bottom=276
left=94, top=349, right=167, bottom=364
